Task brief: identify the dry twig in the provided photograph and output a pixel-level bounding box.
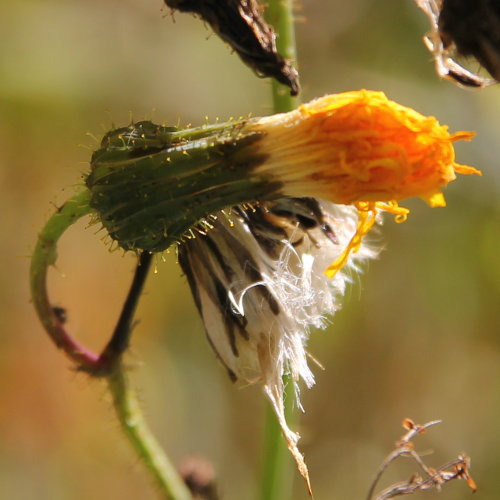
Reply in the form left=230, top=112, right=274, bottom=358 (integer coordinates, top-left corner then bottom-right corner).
left=164, top=0, right=300, bottom=95
left=367, top=418, right=477, bottom=500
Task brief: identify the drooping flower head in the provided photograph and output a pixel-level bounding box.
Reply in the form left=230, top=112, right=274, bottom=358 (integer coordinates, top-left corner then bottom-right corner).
left=87, top=91, right=478, bottom=272
left=86, top=90, right=479, bottom=489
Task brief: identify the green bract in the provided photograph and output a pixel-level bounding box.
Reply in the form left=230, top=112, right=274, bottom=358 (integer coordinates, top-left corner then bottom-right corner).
left=86, top=121, right=278, bottom=252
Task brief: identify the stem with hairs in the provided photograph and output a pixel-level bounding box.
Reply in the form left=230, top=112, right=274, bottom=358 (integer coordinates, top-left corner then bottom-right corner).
left=261, top=1, right=300, bottom=499
left=30, top=190, right=191, bottom=499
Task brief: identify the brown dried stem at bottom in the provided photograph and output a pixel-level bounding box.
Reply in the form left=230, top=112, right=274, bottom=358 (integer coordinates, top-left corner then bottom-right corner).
left=367, top=418, right=477, bottom=500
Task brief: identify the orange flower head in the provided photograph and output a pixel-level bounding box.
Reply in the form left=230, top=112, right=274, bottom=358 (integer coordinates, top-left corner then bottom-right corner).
left=252, top=90, right=480, bottom=277
left=255, top=90, right=479, bottom=207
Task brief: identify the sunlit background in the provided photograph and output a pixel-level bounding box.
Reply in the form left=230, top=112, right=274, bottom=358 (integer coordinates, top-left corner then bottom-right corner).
left=1, top=0, right=499, bottom=498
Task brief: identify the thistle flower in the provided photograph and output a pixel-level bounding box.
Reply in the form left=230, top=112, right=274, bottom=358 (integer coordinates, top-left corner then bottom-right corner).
left=85, top=90, right=479, bottom=486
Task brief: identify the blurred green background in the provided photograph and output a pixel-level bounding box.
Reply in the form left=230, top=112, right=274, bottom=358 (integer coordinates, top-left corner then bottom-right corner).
left=1, top=0, right=499, bottom=498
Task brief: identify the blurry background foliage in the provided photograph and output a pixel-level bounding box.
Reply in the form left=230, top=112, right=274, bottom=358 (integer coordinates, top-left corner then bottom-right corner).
left=1, top=0, right=499, bottom=499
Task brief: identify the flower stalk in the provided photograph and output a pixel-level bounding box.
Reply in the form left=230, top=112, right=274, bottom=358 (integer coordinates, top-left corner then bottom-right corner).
left=265, top=0, right=300, bottom=112
left=30, top=190, right=99, bottom=369
left=30, top=190, right=192, bottom=499
left=108, top=361, right=192, bottom=500
left=261, top=0, right=301, bottom=498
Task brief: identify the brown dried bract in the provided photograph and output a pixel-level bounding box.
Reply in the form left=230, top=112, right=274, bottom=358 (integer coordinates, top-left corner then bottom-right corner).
left=414, top=0, right=500, bottom=87
left=439, top=0, right=500, bottom=82
left=165, top=0, right=300, bottom=95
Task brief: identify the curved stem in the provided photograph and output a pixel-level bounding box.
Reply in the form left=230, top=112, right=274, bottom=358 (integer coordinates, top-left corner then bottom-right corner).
left=261, top=1, right=301, bottom=499
left=30, top=189, right=100, bottom=369
left=260, top=384, right=296, bottom=500
left=30, top=189, right=192, bottom=499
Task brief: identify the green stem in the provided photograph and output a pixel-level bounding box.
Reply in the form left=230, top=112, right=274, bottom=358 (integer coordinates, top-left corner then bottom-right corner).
left=30, top=189, right=192, bottom=499
left=261, top=1, right=300, bottom=499
left=260, top=380, right=296, bottom=500
left=30, top=189, right=100, bottom=369
left=265, top=0, right=299, bottom=113
left=108, top=362, right=192, bottom=500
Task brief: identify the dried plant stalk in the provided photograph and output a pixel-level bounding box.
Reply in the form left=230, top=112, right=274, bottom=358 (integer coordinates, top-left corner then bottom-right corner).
left=367, top=418, right=476, bottom=500
left=164, top=0, right=300, bottom=95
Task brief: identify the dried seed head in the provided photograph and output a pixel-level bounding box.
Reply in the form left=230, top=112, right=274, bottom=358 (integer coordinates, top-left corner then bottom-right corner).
left=179, top=198, right=378, bottom=490
left=403, top=418, right=416, bottom=430
left=439, top=0, right=500, bottom=81
left=165, top=0, right=300, bottom=95
left=414, top=0, right=500, bottom=86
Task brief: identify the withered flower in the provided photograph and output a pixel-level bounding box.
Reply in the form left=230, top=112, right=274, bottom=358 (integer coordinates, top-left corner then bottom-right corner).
left=414, top=0, right=500, bottom=87
left=164, top=0, right=299, bottom=95
left=178, top=198, right=376, bottom=487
